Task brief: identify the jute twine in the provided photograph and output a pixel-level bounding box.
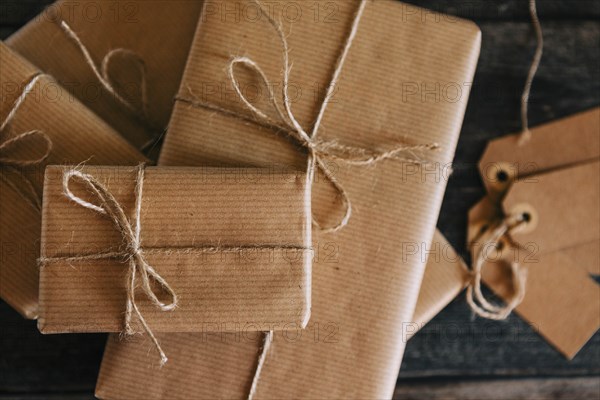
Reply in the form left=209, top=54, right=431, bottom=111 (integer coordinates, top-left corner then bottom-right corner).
left=189, top=0, right=441, bottom=398
left=467, top=214, right=529, bottom=320
left=467, top=0, right=545, bottom=320
left=63, top=0, right=437, bottom=393
left=518, top=0, right=544, bottom=145
left=0, top=73, right=53, bottom=212
left=38, top=164, right=311, bottom=366
left=175, top=0, right=440, bottom=236
left=59, top=21, right=163, bottom=152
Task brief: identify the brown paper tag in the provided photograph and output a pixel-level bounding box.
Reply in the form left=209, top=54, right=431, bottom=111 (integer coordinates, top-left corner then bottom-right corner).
left=562, top=240, right=600, bottom=276
left=480, top=245, right=600, bottom=359
left=503, top=160, right=600, bottom=255
left=479, top=107, right=600, bottom=199
left=468, top=115, right=600, bottom=358
left=467, top=195, right=503, bottom=247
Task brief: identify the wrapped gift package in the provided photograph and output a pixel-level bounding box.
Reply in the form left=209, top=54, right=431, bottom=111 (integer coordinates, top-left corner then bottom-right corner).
left=39, top=165, right=312, bottom=333
left=0, top=42, right=145, bottom=319
left=96, top=1, right=481, bottom=398
left=410, top=230, right=470, bottom=337
left=7, top=0, right=204, bottom=151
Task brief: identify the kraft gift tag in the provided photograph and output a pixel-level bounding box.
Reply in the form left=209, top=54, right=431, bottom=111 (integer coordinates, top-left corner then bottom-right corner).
left=478, top=108, right=600, bottom=199
left=468, top=110, right=600, bottom=358
left=503, top=161, right=600, bottom=255
left=469, top=108, right=600, bottom=254
left=478, top=242, right=600, bottom=359
left=562, top=241, right=600, bottom=276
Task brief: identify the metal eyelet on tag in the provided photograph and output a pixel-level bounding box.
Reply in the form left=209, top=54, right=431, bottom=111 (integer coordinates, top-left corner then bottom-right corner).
left=480, top=161, right=518, bottom=197
left=508, top=203, right=538, bottom=234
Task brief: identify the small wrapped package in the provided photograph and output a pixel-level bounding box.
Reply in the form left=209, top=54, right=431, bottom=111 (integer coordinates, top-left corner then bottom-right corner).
left=7, top=0, right=204, bottom=151
left=96, top=1, right=480, bottom=398
left=0, top=42, right=145, bottom=319
left=39, top=165, right=311, bottom=336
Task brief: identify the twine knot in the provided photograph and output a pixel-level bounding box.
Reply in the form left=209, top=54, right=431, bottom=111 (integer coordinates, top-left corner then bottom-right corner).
left=40, top=164, right=313, bottom=366
left=222, top=0, right=439, bottom=234
left=62, top=165, right=177, bottom=366
left=227, top=1, right=439, bottom=399
left=174, top=0, right=440, bottom=234
left=466, top=213, right=529, bottom=320
left=0, top=74, right=53, bottom=211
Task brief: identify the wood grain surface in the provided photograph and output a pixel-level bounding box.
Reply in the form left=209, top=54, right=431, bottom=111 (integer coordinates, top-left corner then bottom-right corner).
left=1, top=1, right=599, bottom=399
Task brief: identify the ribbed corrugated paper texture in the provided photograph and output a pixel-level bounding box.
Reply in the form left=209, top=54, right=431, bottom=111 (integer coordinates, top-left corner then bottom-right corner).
left=0, top=43, right=145, bottom=319
left=39, top=166, right=311, bottom=333
left=97, top=1, right=481, bottom=398
left=7, top=0, right=204, bottom=150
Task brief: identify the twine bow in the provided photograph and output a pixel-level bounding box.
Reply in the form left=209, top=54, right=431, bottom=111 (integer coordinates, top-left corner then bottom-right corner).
left=0, top=74, right=53, bottom=211
left=467, top=214, right=529, bottom=320
left=176, top=0, right=439, bottom=234
left=55, top=165, right=177, bottom=365
left=219, top=1, right=442, bottom=399
left=39, top=164, right=313, bottom=365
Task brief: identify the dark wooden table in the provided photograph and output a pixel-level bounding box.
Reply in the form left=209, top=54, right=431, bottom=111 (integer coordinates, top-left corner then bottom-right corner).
left=1, top=1, right=599, bottom=399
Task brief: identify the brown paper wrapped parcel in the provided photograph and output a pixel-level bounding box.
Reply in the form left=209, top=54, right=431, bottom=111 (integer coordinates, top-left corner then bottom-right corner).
left=8, top=0, right=474, bottom=334
left=96, top=1, right=481, bottom=398
left=0, top=42, right=146, bottom=320
left=410, top=230, right=470, bottom=338
left=39, top=165, right=311, bottom=334
left=7, top=0, right=204, bottom=151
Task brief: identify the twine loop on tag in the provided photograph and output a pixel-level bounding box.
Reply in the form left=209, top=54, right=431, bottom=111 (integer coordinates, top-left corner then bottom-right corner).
left=0, top=74, right=53, bottom=212
left=59, top=21, right=161, bottom=152
left=175, top=0, right=439, bottom=234
left=467, top=213, right=529, bottom=320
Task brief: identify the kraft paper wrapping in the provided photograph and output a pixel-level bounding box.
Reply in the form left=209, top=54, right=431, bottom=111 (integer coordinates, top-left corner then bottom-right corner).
left=410, top=230, right=470, bottom=338
left=0, top=42, right=145, bottom=320
left=7, top=0, right=204, bottom=151
left=39, top=165, right=311, bottom=333
left=96, top=1, right=481, bottom=398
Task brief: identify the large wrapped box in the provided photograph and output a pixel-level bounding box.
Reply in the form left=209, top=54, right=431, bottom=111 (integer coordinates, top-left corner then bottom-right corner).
left=96, top=1, right=481, bottom=398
